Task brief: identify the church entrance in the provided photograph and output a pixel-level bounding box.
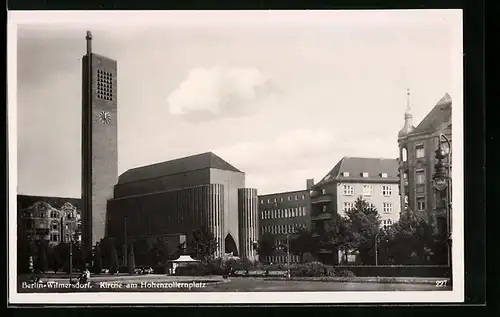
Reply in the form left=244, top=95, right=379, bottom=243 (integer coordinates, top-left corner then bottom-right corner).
left=224, top=234, right=238, bottom=256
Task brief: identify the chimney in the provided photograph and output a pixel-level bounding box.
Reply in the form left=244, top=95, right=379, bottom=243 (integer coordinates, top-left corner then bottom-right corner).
left=306, top=178, right=314, bottom=190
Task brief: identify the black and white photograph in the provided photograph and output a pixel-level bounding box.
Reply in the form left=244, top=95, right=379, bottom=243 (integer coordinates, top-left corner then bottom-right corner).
left=8, top=10, right=463, bottom=304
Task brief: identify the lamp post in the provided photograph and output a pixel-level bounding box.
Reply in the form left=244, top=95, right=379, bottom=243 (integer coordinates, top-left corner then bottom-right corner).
left=251, top=239, right=258, bottom=261
left=374, top=232, right=379, bottom=266
left=433, top=133, right=452, bottom=270
left=61, top=214, right=74, bottom=283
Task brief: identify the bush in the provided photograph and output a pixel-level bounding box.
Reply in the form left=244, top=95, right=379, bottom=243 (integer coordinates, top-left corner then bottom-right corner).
left=288, top=262, right=336, bottom=277
left=175, top=264, right=205, bottom=276
left=336, top=269, right=356, bottom=277
left=203, top=261, right=226, bottom=275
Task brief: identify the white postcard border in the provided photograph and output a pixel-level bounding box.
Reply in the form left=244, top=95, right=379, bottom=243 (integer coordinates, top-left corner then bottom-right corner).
left=8, top=10, right=465, bottom=304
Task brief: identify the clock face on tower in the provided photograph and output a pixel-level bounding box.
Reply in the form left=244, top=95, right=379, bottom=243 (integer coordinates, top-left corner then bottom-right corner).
left=99, top=111, right=111, bottom=124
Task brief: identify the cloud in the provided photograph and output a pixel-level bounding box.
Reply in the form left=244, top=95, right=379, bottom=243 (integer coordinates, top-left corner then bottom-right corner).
left=215, top=128, right=338, bottom=171
left=213, top=128, right=399, bottom=194
left=167, top=66, right=278, bottom=121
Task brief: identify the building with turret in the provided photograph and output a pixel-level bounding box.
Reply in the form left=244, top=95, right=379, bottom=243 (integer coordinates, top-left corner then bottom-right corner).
left=17, top=195, right=81, bottom=246
left=397, top=91, right=452, bottom=236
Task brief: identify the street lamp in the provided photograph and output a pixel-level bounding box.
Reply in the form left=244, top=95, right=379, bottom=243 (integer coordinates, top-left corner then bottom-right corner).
left=251, top=239, right=258, bottom=261
left=277, top=234, right=291, bottom=279
left=374, top=232, right=379, bottom=266
left=433, top=133, right=452, bottom=269
left=286, top=233, right=291, bottom=279
left=61, top=213, right=74, bottom=283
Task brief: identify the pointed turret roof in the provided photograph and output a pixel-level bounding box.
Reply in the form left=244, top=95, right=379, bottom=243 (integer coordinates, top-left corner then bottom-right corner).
left=398, top=89, right=415, bottom=138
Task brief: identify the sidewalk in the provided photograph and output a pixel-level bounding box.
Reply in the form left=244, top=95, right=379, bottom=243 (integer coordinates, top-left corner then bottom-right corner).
left=265, top=276, right=450, bottom=285
left=30, top=274, right=226, bottom=285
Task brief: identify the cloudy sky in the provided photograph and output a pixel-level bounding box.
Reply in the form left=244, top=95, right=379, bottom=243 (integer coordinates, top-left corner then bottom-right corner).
left=14, top=10, right=462, bottom=197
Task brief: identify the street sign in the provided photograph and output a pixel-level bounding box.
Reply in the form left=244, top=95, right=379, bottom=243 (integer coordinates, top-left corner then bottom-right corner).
left=433, top=179, right=448, bottom=191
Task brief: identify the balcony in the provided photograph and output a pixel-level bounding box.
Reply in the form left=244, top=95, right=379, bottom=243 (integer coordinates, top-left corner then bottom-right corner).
left=311, top=212, right=333, bottom=221
left=311, top=193, right=334, bottom=204
left=416, top=184, right=426, bottom=194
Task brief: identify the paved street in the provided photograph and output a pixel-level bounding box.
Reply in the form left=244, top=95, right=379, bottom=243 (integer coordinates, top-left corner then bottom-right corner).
left=204, top=277, right=450, bottom=292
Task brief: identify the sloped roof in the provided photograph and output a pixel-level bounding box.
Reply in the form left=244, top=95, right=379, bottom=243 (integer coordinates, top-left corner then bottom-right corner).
left=118, top=152, right=243, bottom=184
left=17, top=195, right=81, bottom=210
left=316, top=157, right=399, bottom=185
left=171, top=255, right=200, bottom=262
left=411, top=93, right=452, bottom=135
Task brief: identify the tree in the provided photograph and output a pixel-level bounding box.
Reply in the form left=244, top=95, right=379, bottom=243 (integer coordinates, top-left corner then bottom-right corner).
left=134, top=239, right=151, bottom=266
left=35, top=240, right=49, bottom=273
left=73, top=243, right=87, bottom=271
left=93, top=243, right=103, bottom=274
left=380, top=209, right=441, bottom=265
left=290, top=227, right=320, bottom=263
left=343, top=197, right=381, bottom=264
left=150, top=237, right=170, bottom=266
left=253, top=233, right=275, bottom=263
left=323, top=213, right=355, bottom=264
left=109, top=243, right=119, bottom=274
left=188, top=227, right=218, bottom=261
left=17, top=234, right=35, bottom=273
left=48, top=243, right=69, bottom=273
left=127, top=244, right=136, bottom=275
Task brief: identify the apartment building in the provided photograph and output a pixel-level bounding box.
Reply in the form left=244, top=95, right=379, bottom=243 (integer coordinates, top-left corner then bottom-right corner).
left=257, top=180, right=313, bottom=263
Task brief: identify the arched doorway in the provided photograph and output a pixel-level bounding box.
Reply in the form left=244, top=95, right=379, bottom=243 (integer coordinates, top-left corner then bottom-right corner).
left=225, top=234, right=239, bottom=256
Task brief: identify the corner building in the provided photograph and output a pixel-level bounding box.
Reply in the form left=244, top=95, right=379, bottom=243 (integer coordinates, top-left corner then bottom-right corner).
left=397, top=93, right=452, bottom=235
left=310, top=157, right=401, bottom=264
left=17, top=195, right=82, bottom=245
left=106, top=152, right=258, bottom=259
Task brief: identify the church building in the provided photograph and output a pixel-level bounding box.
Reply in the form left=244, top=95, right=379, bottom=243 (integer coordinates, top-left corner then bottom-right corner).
left=106, top=152, right=260, bottom=260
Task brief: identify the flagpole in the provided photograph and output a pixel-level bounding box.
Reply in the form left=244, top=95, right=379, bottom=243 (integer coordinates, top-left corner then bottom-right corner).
left=124, top=216, right=127, bottom=267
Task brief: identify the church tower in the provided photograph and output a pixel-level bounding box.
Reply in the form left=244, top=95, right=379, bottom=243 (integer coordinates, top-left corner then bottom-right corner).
left=81, top=31, right=118, bottom=248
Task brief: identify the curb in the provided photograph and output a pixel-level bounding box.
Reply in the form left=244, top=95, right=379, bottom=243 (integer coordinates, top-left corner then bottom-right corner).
left=262, top=277, right=450, bottom=285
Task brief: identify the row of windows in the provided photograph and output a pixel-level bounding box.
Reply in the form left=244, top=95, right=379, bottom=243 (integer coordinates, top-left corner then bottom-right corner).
left=342, top=202, right=393, bottom=213
left=261, top=207, right=307, bottom=219
left=382, top=219, right=394, bottom=225
left=338, top=185, right=393, bottom=196
left=402, top=194, right=443, bottom=212
left=261, top=194, right=306, bottom=204
left=267, top=255, right=301, bottom=264
left=49, top=233, right=71, bottom=242
left=262, top=224, right=307, bottom=235
left=401, top=140, right=450, bottom=162
left=274, top=239, right=289, bottom=247
left=402, top=169, right=429, bottom=185
left=337, top=172, right=389, bottom=178
left=25, top=210, right=77, bottom=219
